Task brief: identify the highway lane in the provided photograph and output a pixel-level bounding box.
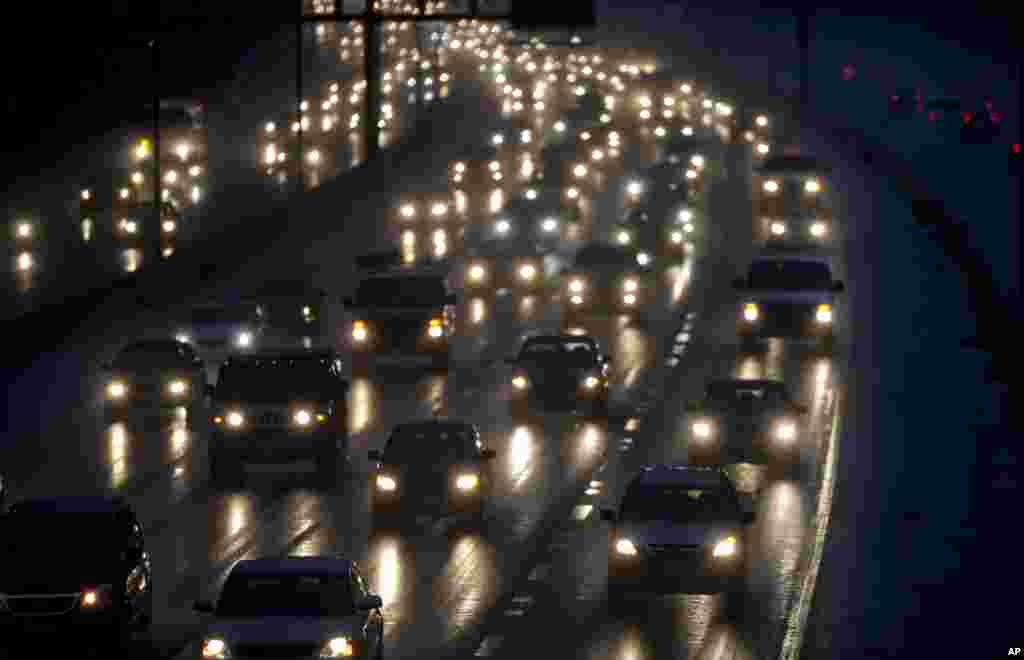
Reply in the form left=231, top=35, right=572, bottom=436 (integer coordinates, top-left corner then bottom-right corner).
left=2, top=41, right=697, bottom=660
left=458, top=127, right=846, bottom=659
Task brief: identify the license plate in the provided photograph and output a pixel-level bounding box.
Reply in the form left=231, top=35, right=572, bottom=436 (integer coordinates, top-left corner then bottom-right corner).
left=19, top=621, right=62, bottom=635
left=661, top=559, right=694, bottom=575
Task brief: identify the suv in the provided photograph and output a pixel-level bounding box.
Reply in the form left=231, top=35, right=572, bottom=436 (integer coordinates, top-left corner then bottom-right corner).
left=0, top=496, right=153, bottom=648
left=504, top=334, right=611, bottom=418
left=345, top=253, right=457, bottom=372
left=600, top=465, right=755, bottom=613
left=249, top=280, right=330, bottom=349
left=733, top=254, right=844, bottom=352
left=208, top=350, right=350, bottom=488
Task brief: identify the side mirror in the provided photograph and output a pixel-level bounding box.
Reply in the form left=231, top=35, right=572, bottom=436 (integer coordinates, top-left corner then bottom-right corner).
left=742, top=511, right=757, bottom=525
left=446, top=293, right=458, bottom=304
left=359, top=594, right=383, bottom=611
left=685, top=399, right=702, bottom=413
left=193, top=599, right=215, bottom=613
left=732, top=277, right=747, bottom=289
left=831, top=281, right=845, bottom=293
left=481, top=449, right=497, bottom=460
left=367, top=449, right=382, bottom=462
left=600, top=509, right=617, bottom=523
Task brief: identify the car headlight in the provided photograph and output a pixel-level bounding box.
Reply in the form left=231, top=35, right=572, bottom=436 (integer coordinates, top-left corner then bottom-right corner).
left=743, top=303, right=759, bottom=322
left=428, top=318, right=444, bottom=338
left=670, top=230, right=684, bottom=244
left=176, top=333, right=191, bottom=344
left=455, top=473, right=480, bottom=491
left=623, top=278, right=638, bottom=292
left=762, top=179, right=779, bottom=193
left=319, top=637, right=356, bottom=658
left=541, top=217, right=559, bottom=233
left=614, top=538, right=638, bottom=556
left=756, top=142, right=770, bottom=155
left=712, top=535, right=738, bottom=558
left=226, top=411, right=245, bottom=428
left=167, top=380, right=188, bottom=396
left=376, top=475, right=397, bottom=491
left=352, top=321, right=368, bottom=342
left=201, top=638, right=231, bottom=659
left=570, top=294, right=584, bottom=305
left=583, top=375, right=600, bottom=389
left=79, top=584, right=113, bottom=608
left=810, top=221, right=828, bottom=237
left=236, top=331, right=253, bottom=348
left=495, top=219, right=511, bottom=235
left=293, top=409, right=312, bottom=426
left=519, top=263, right=537, bottom=281
left=683, top=222, right=695, bottom=234
left=804, top=179, right=820, bottom=194
left=107, top=381, right=127, bottom=399
left=573, top=164, right=588, bottom=178
left=554, top=120, right=566, bottom=132
left=622, top=293, right=637, bottom=305
left=636, top=252, right=651, bottom=267
left=770, top=221, right=787, bottom=236
left=568, top=278, right=585, bottom=293
left=775, top=420, right=797, bottom=441
left=677, top=209, right=693, bottom=223
left=626, top=181, right=643, bottom=196
left=512, top=374, right=529, bottom=389
left=815, top=304, right=833, bottom=324
left=468, top=264, right=487, bottom=282
left=691, top=419, right=713, bottom=438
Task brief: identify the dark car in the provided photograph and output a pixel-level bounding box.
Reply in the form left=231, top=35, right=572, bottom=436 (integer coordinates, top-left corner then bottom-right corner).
left=100, top=339, right=206, bottom=422
left=612, top=200, right=698, bottom=258
left=461, top=235, right=556, bottom=299
left=685, top=379, right=808, bottom=465
left=753, top=153, right=831, bottom=229
left=0, top=497, right=153, bottom=648
left=505, top=334, right=611, bottom=418
left=345, top=258, right=457, bottom=371
left=561, top=242, right=656, bottom=321
left=600, top=465, right=755, bottom=613
left=250, top=280, right=330, bottom=349
left=208, top=350, right=350, bottom=488
left=367, top=420, right=496, bottom=527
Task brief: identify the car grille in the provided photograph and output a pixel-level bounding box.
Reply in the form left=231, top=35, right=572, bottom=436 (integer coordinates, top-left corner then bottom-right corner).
left=257, top=411, right=288, bottom=426
left=198, top=339, right=228, bottom=349
left=379, top=320, right=426, bottom=350
left=233, top=643, right=320, bottom=658
left=647, top=544, right=702, bottom=555
left=5, top=595, right=79, bottom=616
left=761, top=302, right=814, bottom=330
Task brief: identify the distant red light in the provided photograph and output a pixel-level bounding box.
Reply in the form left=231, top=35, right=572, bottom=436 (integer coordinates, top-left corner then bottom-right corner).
left=1014, top=143, right=1021, bottom=154
left=961, top=111, right=973, bottom=124
left=984, top=99, right=993, bottom=111
left=990, top=111, right=1001, bottom=124
left=928, top=111, right=937, bottom=122
left=842, top=64, right=856, bottom=81
left=891, top=95, right=900, bottom=102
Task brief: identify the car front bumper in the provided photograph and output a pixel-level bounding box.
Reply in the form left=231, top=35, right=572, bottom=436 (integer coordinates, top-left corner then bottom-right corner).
left=211, top=428, right=339, bottom=463
left=608, top=551, right=743, bottom=592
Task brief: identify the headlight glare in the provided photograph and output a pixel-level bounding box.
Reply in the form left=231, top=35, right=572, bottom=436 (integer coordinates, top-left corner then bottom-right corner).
left=583, top=375, right=600, bottom=389
left=712, top=536, right=738, bottom=558
left=320, top=636, right=355, bottom=657
left=743, top=303, right=759, bottom=322
left=201, top=638, right=230, bottom=659
left=692, top=420, right=713, bottom=438
left=376, top=475, right=397, bottom=491
left=293, top=409, right=312, bottom=426
left=107, top=381, right=127, bottom=399
left=775, top=421, right=797, bottom=441
left=352, top=321, right=368, bottom=342
left=815, top=304, right=833, bottom=324
left=455, top=473, right=480, bottom=491
left=762, top=179, right=779, bottom=193
left=226, top=411, right=244, bottom=428
left=614, top=538, right=638, bottom=556
left=167, top=380, right=188, bottom=396
left=236, top=331, right=253, bottom=348
left=810, top=221, right=828, bottom=237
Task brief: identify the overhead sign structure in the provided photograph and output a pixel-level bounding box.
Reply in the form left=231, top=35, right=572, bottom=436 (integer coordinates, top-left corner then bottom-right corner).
left=299, top=0, right=596, bottom=169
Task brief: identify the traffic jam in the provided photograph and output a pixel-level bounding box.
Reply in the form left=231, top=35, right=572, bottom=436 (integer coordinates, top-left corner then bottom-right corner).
left=2, top=13, right=844, bottom=660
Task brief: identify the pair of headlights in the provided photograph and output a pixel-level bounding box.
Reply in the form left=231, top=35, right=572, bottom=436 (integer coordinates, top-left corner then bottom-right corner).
left=202, top=636, right=354, bottom=659
left=352, top=319, right=444, bottom=342
left=107, top=379, right=189, bottom=399
left=214, top=409, right=328, bottom=429
left=742, top=303, right=832, bottom=324
left=691, top=418, right=797, bottom=441
left=512, top=374, right=601, bottom=390
left=375, top=472, right=479, bottom=492
left=467, top=263, right=539, bottom=283
left=614, top=536, right=738, bottom=558
left=768, top=221, right=828, bottom=238
left=761, top=178, right=820, bottom=194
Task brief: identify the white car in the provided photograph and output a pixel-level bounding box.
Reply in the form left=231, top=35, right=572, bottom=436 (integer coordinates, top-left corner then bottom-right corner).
left=194, top=557, right=385, bottom=659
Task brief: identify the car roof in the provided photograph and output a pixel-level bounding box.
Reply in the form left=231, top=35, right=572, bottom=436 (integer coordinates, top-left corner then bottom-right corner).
left=230, top=557, right=353, bottom=577
left=9, top=495, right=130, bottom=515
left=632, top=464, right=729, bottom=488
left=224, top=350, right=337, bottom=365
left=751, top=254, right=832, bottom=267
left=392, top=419, right=477, bottom=435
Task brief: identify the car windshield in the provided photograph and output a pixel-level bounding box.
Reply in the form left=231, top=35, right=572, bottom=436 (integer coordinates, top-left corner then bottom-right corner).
left=0, top=513, right=122, bottom=564
left=573, top=245, right=637, bottom=271
left=748, top=260, right=833, bottom=290
left=115, top=342, right=183, bottom=366
left=384, top=425, right=478, bottom=463
left=520, top=339, right=597, bottom=366
left=217, top=359, right=335, bottom=401
left=190, top=307, right=253, bottom=325
left=256, top=281, right=318, bottom=298
left=355, top=277, right=447, bottom=306
left=707, top=382, right=787, bottom=406
left=217, top=573, right=355, bottom=618
left=621, top=486, right=737, bottom=522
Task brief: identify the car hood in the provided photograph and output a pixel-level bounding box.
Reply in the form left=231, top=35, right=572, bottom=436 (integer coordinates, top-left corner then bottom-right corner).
left=619, top=520, right=736, bottom=547
left=743, top=290, right=833, bottom=305
left=0, top=561, right=118, bottom=594
left=204, top=616, right=362, bottom=646
left=186, top=322, right=252, bottom=337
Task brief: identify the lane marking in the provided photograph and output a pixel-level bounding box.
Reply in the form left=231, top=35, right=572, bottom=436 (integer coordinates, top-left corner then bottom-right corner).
left=504, top=608, right=525, bottom=616
left=511, top=595, right=534, bottom=607
left=778, top=389, right=843, bottom=660
left=572, top=504, right=593, bottom=520
left=474, top=635, right=505, bottom=657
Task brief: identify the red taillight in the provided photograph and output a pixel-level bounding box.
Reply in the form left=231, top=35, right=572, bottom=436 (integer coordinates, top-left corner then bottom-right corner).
left=990, top=111, right=1001, bottom=124
left=984, top=99, right=993, bottom=111
left=891, top=95, right=900, bottom=102
left=1013, top=143, right=1021, bottom=154
left=928, top=111, right=937, bottom=122
left=961, top=111, right=973, bottom=124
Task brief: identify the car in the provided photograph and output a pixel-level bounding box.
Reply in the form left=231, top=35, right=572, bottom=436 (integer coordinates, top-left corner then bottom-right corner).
left=685, top=379, right=808, bottom=465
left=0, top=496, right=153, bottom=648
left=345, top=254, right=457, bottom=371
left=207, top=350, right=350, bottom=488
left=733, top=254, right=844, bottom=352
left=612, top=202, right=696, bottom=259
left=502, top=184, right=584, bottom=246
left=561, top=242, right=656, bottom=321
left=539, top=141, right=599, bottom=195
left=249, top=280, right=330, bottom=349
left=193, top=557, right=384, bottom=660
left=176, top=302, right=265, bottom=362
left=753, top=152, right=832, bottom=242
left=367, top=419, right=496, bottom=527
left=461, top=236, right=557, bottom=299
left=100, top=339, right=206, bottom=422
left=505, top=334, right=611, bottom=418
left=599, top=465, right=755, bottom=611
